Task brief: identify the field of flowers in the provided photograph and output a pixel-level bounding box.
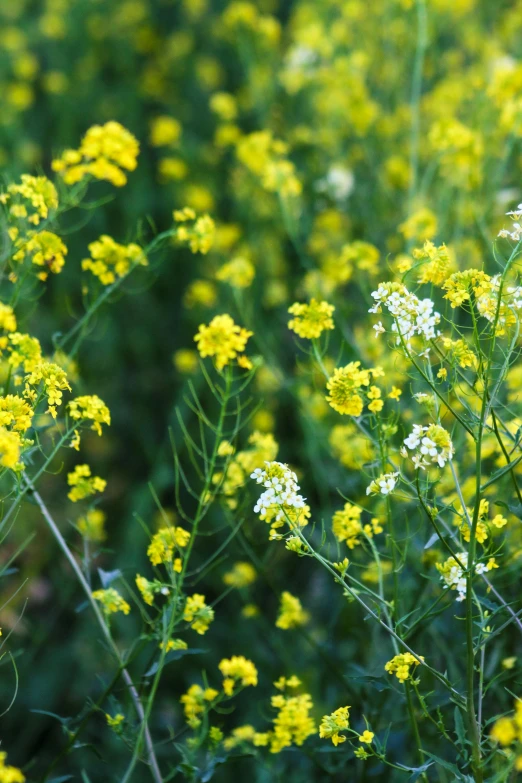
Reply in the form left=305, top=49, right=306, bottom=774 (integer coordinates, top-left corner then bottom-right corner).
left=2, top=0, right=522, bottom=780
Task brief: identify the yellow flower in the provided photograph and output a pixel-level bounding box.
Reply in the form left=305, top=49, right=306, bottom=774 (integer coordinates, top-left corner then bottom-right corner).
left=183, top=593, right=214, bottom=635
left=0, top=304, right=16, bottom=333
left=216, top=257, right=255, bottom=288
left=490, top=716, right=516, bottom=746
left=0, top=427, right=22, bottom=470
left=25, top=361, right=71, bottom=417
left=77, top=509, right=106, bottom=542
left=5, top=174, right=58, bottom=225
left=67, top=464, right=106, bottom=502
left=174, top=208, right=215, bottom=254
left=194, top=314, right=252, bottom=370
left=319, top=706, right=350, bottom=746
left=326, top=363, right=371, bottom=416
left=0, top=395, right=33, bottom=432
left=0, top=751, right=25, bottom=783
left=180, top=684, right=218, bottom=727
left=92, top=587, right=130, bottom=615
left=52, top=122, right=139, bottom=187
left=82, top=235, right=147, bottom=285
left=147, top=525, right=190, bottom=566
left=68, top=395, right=110, bottom=436
left=219, top=655, right=258, bottom=694
left=359, top=730, right=374, bottom=744
left=269, top=689, right=316, bottom=752
left=384, top=652, right=423, bottom=683
left=106, top=713, right=124, bottom=729
left=288, top=299, right=335, bottom=339
left=223, top=561, right=257, bottom=588
left=13, top=230, right=67, bottom=279
left=276, top=591, right=309, bottom=630
left=149, top=116, right=181, bottom=147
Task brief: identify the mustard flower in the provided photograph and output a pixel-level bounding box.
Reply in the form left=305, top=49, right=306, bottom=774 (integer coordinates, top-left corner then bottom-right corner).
left=0, top=751, right=25, bottom=783
left=366, top=472, right=399, bottom=496
left=216, top=257, right=255, bottom=288
left=269, top=690, right=316, bottom=753
left=92, top=587, right=130, bottom=616
left=436, top=553, right=495, bottom=602
left=82, top=235, right=147, bottom=285
left=68, top=395, right=111, bottom=436
left=77, top=509, right=106, bottom=542
left=0, top=395, right=33, bottom=432
left=250, top=461, right=309, bottom=537
left=149, top=116, right=181, bottom=147
left=13, top=230, right=67, bottom=279
left=25, top=361, right=71, bottom=417
left=223, top=561, right=257, bottom=588
left=219, top=655, right=258, bottom=695
left=0, top=428, right=22, bottom=470
left=106, top=713, right=124, bottom=730
left=67, top=464, right=106, bottom=502
left=319, top=706, right=350, bottom=746
left=369, top=283, right=440, bottom=346
left=194, top=313, right=252, bottom=370
left=147, top=525, right=190, bottom=566
left=384, top=652, right=423, bottom=683
left=174, top=208, right=215, bottom=254
left=180, top=684, right=219, bottom=728
left=287, top=299, right=335, bottom=339
left=5, top=174, right=58, bottom=224
left=326, top=363, right=371, bottom=416
left=0, top=304, right=16, bottom=334
left=183, top=593, right=214, bottom=635
left=52, top=122, right=139, bottom=187
left=403, top=423, right=454, bottom=469
left=276, top=591, right=309, bottom=630
left=413, top=241, right=454, bottom=286
left=359, top=730, right=374, bottom=744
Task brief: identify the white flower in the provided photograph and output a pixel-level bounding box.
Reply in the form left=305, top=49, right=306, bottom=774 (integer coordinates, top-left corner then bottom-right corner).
left=250, top=461, right=306, bottom=522
left=373, top=321, right=385, bottom=336
left=369, top=283, right=440, bottom=349
left=366, top=472, right=399, bottom=496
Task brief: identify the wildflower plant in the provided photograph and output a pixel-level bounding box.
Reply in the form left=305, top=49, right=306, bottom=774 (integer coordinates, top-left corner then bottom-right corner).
left=4, top=2, right=522, bottom=782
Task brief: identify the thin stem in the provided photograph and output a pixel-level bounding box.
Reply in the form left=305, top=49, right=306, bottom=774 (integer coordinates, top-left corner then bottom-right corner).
left=23, top=474, right=162, bottom=783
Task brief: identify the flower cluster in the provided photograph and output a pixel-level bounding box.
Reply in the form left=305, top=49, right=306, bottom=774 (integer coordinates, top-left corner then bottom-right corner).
left=269, top=687, right=316, bottom=753
left=216, top=257, right=255, bottom=288
left=442, top=269, right=491, bottom=309
left=12, top=230, right=67, bottom=280
left=82, top=235, right=147, bottom=286
left=174, top=207, right=216, bottom=254
left=0, top=751, right=25, bottom=783
left=67, top=464, right=106, bottom=502
left=370, top=282, right=440, bottom=346
left=366, top=472, right=399, bottom=496
left=490, top=698, right=522, bottom=747
left=2, top=174, right=58, bottom=225
left=180, top=684, right=218, bottom=728
left=250, top=461, right=308, bottom=537
left=25, top=361, right=71, bottom=417
left=436, top=553, right=496, bottom=602
left=385, top=652, right=423, bottom=683
left=403, top=424, right=454, bottom=469
left=52, top=121, right=139, bottom=187
left=194, top=313, right=252, bottom=371
left=219, top=655, right=258, bottom=695
left=77, top=509, right=106, bottom=542
left=223, top=561, right=257, bottom=588
left=287, top=299, right=335, bottom=339
left=92, top=588, right=130, bottom=616
left=325, top=362, right=372, bottom=416
left=498, top=203, right=522, bottom=242
left=147, top=525, right=190, bottom=567
left=319, top=706, right=350, bottom=746
left=183, top=593, right=214, bottom=635
left=413, top=241, right=454, bottom=286
left=68, top=395, right=111, bottom=436
left=276, top=591, right=309, bottom=630
left=332, top=502, right=383, bottom=549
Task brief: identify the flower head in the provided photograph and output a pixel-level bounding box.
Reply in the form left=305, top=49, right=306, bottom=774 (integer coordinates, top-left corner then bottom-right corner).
left=194, top=314, right=252, bottom=370
left=288, top=299, right=335, bottom=339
